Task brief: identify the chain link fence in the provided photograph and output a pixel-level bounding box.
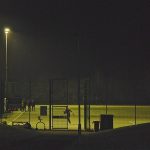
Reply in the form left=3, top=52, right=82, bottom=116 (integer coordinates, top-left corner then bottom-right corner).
left=0, top=80, right=150, bottom=131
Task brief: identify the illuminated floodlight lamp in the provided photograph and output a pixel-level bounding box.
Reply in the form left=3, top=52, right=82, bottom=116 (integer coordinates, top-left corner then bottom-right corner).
left=4, top=28, right=10, bottom=34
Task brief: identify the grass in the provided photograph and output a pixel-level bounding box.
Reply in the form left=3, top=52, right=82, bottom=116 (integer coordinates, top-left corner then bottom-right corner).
left=3, top=105, right=150, bottom=130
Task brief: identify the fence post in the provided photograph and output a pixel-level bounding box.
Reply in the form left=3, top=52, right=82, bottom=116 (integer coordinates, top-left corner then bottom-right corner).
left=106, top=104, right=108, bottom=115
left=28, top=80, right=31, bottom=124
left=78, top=78, right=81, bottom=134
left=135, top=104, right=136, bottom=125
left=49, top=80, right=52, bottom=130
left=0, top=80, right=4, bottom=123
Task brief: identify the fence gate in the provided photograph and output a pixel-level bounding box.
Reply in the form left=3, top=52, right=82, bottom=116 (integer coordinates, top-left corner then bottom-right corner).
left=49, top=79, right=69, bottom=130
left=52, top=105, right=68, bottom=129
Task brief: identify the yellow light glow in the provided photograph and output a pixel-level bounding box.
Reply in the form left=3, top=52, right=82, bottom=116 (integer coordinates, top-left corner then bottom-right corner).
left=4, top=28, right=10, bottom=34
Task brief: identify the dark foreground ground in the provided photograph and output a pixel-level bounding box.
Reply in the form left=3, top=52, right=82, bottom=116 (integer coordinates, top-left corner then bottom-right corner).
left=0, top=123, right=150, bottom=150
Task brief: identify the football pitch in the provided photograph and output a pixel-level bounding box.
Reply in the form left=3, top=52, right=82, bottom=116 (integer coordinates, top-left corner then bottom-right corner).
left=3, top=105, right=150, bottom=130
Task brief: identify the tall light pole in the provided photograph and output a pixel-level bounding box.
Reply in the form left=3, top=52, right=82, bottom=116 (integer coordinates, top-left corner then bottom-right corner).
left=4, top=28, right=10, bottom=113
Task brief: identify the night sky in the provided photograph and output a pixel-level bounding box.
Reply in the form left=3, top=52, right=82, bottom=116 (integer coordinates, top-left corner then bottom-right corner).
left=0, top=0, right=149, bottom=101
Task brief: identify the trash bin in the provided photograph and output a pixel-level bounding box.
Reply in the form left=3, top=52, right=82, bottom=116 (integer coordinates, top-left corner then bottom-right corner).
left=93, top=121, right=100, bottom=132
left=100, top=114, right=113, bottom=130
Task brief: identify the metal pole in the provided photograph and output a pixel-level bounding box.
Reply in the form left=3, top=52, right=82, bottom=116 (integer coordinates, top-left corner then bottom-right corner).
left=5, top=33, right=8, bottom=96
left=135, top=104, right=136, bottom=125
left=49, top=80, right=52, bottom=130
left=66, top=79, right=69, bottom=129
left=28, top=80, right=31, bottom=124
left=77, top=39, right=81, bottom=134
left=88, top=77, right=91, bottom=130
left=66, top=79, right=69, bottom=105
left=28, top=106, right=31, bottom=124
left=4, top=33, right=8, bottom=114
left=84, top=80, right=86, bottom=130
left=0, top=80, right=3, bottom=123
left=51, top=80, right=53, bottom=130
left=105, top=79, right=108, bottom=115
left=78, top=78, right=81, bottom=134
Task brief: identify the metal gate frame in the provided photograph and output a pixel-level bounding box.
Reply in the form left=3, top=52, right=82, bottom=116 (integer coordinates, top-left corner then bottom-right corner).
left=49, top=79, right=69, bottom=130
left=52, top=105, right=68, bottom=130
left=49, top=78, right=91, bottom=131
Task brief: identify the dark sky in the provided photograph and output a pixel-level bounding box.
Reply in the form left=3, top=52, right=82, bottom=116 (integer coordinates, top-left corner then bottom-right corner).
left=0, top=0, right=149, bottom=81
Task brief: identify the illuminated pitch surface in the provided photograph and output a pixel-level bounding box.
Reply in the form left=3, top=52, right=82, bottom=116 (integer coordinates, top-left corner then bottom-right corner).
left=4, top=105, right=150, bottom=130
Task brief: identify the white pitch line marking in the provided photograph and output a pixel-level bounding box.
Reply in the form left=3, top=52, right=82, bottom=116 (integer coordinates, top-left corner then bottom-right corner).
left=7, top=112, right=25, bottom=125
left=129, top=121, right=134, bottom=124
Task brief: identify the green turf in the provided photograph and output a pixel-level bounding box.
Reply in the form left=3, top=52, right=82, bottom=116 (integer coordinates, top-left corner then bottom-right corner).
left=3, top=105, right=150, bottom=130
